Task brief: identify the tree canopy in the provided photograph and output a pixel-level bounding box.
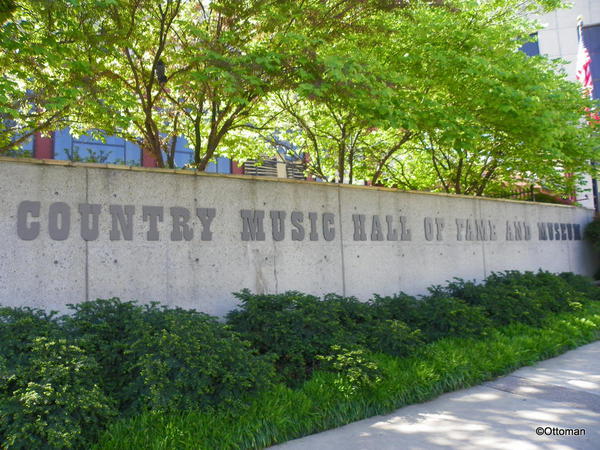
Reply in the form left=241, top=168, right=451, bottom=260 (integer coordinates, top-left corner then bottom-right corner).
left=1, top=0, right=598, bottom=197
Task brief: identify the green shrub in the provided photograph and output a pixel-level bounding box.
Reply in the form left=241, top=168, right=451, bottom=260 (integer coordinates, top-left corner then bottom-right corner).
left=458, top=279, right=546, bottom=326
left=559, top=272, right=600, bottom=301
left=366, top=319, right=423, bottom=357
left=133, top=306, right=275, bottom=412
left=369, top=292, right=489, bottom=342
left=64, top=299, right=275, bottom=414
left=369, top=293, right=421, bottom=324
left=94, top=302, right=600, bottom=450
left=3, top=270, right=599, bottom=449
left=440, top=271, right=589, bottom=326
left=412, top=295, right=492, bottom=341
left=367, top=294, right=424, bottom=353
left=584, top=218, right=600, bottom=250
left=0, top=306, right=61, bottom=369
left=317, top=346, right=383, bottom=397
left=0, top=338, right=115, bottom=449
left=62, top=299, right=148, bottom=414
left=226, top=290, right=372, bottom=384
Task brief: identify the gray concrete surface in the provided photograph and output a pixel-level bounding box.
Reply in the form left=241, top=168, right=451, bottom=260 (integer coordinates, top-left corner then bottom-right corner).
left=273, top=342, right=600, bottom=450
left=0, top=158, right=595, bottom=315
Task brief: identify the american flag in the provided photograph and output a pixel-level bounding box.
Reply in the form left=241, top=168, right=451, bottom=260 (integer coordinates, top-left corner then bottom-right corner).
left=576, top=19, right=593, bottom=99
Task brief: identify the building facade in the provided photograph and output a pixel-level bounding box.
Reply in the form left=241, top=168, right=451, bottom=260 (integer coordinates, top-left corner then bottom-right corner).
left=534, top=0, right=600, bottom=210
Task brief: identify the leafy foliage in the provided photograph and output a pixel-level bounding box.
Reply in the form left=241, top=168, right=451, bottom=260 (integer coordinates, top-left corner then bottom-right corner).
left=254, top=0, right=599, bottom=194
left=133, top=306, right=275, bottom=412
left=227, top=271, right=600, bottom=383
left=1, top=299, right=277, bottom=448
left=2, top=270, right=600, bottom=448
left=584, top=218, right=600, bottom=252
left=369, top=293, right=421, bottom=324
left=63, top=299, right=275, bottom=414
left=317, top=346, right=383, bottom=397
left=94, top=302, right=600, bottom=450
left=366, top=319, right=424, bottom=357
left=2, top=0, right=597, bottom=195
left=559, top=272, right=600, bottom=300
left=226, top=290, right=372, bottom=384
left=61, top=299, right=148, bottom=414
left=0, top=338, right=116, bottom=449
left=437, top=270, right=592, bottom=325
left=412, top=296, right=492, bottom=341
left=0, top=306, right=61, bottom=369
left=369, top=293, right=491, bottom=341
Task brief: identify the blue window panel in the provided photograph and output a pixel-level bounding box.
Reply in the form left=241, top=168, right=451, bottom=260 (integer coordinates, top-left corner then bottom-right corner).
left=174, top=150, right=194, bottom=167
left=519, top=33, right=539, bottom=57
left=73, top=143, right=123, bottom=164
left=216, top=157, right=231, bottom=174
left=53, top=129, right=73, bottom=160
left=4, top=118, right=35, bottom=156
left=19, top=136, right=34, bottom=154
left=195, top=158, right=230, bottom=173
left=53, top=128, right=141, bottom=165
left=124, top=141, right=142, bottom=165
left=583, top=25, right=600, bottom=100
left=173, top=136, right=190, bottom=152
left=171, top=136, right=194, bottom=168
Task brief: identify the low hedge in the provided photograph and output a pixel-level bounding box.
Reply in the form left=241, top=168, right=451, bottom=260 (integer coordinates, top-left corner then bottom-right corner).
left=226, top=271, right=598, bottom=384
left=95, top=302, right=600, bottom=449
left=436, top=270, right=593, bottom=325
left=1, top=270, right=599, bottom=449
left=0, top=301, right=274, bottom=448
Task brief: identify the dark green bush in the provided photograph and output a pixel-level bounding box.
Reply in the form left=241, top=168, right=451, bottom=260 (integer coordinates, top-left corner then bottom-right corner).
left=365, top=295, right=424, bottom=355
left=226, top=290, right=372, bottom=384
left=369, top=292, right=489, bottom=342
left=366, top=319, right=423, bottom=357
left=440, top=271, right=589, bottom=326
left=62, top=299, right=148, bottom=414
left=0, top=338, right=116, bottom=449
left=1, top=300, right=277, bottom=449
left=447, top=278, right=546, bottom=326
left=2, top=270, right=599, bottom=449
left=584, top=218, right=600, bottom=250
left=64, top=299, right=275, bottom=414
left=559, top=272, right=600, bottom=301
left=133, top=306, right=275, bottom=412
left=0, top=306, right=61, bottom=369
left=412, top=295, right=492, bottom=341
left=523, top=271, right=589, bottom=312
left=369, top=293, right=421, bottom=324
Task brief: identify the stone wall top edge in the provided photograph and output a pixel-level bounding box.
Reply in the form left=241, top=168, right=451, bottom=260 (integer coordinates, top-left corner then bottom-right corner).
left=0, top=156, right=586, bottom=210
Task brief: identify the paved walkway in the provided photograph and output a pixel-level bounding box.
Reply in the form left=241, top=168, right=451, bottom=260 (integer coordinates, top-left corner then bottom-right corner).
left=273, top=342, right=600, bottom=450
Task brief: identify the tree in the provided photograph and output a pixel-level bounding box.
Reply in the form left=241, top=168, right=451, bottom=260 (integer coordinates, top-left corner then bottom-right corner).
left=0, top=0, right=16, bottom=25
left=0, top=0, right=86, bottom=153
left=374, top=0, right=599, bottom=196
left=268, top=93, right=413, bottom=184
left=254, top=0, right=598, bottom=197
left=2, top=0, right=423, bottom=167
left=2, top=0, right=597, bottom=194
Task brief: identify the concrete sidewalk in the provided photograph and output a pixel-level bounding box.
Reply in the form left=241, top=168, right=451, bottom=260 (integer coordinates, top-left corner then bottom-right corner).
left=273, top=342, right=600, bottom=450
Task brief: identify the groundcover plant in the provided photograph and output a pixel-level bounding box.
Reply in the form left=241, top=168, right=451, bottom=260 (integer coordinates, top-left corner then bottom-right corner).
left=0, top=271, right=599, bottom=449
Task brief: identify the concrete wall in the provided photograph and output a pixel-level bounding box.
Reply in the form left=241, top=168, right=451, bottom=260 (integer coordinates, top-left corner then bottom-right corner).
left=0, top=158, right=596, bottom=316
